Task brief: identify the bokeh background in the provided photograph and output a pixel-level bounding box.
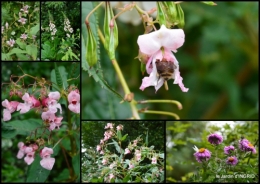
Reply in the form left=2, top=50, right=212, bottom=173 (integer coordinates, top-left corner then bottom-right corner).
left=82, top=2, right=258, bottom=119
left=166, top=121, right=259, bottom=182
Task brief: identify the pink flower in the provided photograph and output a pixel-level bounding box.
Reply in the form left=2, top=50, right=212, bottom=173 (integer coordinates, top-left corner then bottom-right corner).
left=40, top=147, right=55, bottom=170
left=20, top=5, right=29, bottom=14
left=129, top=163, right=134, bottom=169
left=68, top=90, right=80, bottom=113
left=133, top=140, right=138, bottom=146
left=135, top=150, right=141, bottom=161
left=17, top=93, right=41, bottom=114
left=100, top=150, right=104, bottom=155
left=42, top=91, right=62, bottom=113
left=116, top=124, right=123, bottom=131
left=97, top=145, right=101, bottom=151
left=151, top=157, right=157, bottom=164
left=6, top=38, right=15, bottom=47
left=49, top=116, right=63, bottom=131
left=24, top=151, right=35, bottom=165
left=124, top=148, right=131, bottom=155
left=102, top=158, right=108, bottom=165
left=41, top=111, right=63, bottom=131
left=105, top=123, right=113, bottom=129
left=2, top=99, right=19, bottom=121
left=48, top=91, right=60, bottom=100
left=20, top=33, right=27, bottom=40
left=17, top=142, right=26, bottom=159
left=109, top=173, right=115, bottom=180
left=41, top=111, right=56, bottom=122
left=137, top=25, right=188, bottom=92
left=18, top=17, right=27, bottom=25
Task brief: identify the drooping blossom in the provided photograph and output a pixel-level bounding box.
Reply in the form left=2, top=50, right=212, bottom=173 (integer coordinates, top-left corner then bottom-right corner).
left=17, top=93, right=41, bottom=114
left=239, top=138, right=257, bottom=154
left=193, top=145, right=211, bottom=163
left=68, top=90, right=80, bottom=113
left=24, top=151, right=35, bottom=165
left=2, top=99, right=19, bottom=121
left=97, top=145, right=101, bottom=152
left=224, top=145, right=235, bottom=155
left=40, top=147, right=55, bottom=170
left=137, top=25, right=188, bottom=92
left=18, top=17, right=27, bottom=25
left=151, top=157, right=157, bottom=164
left=124, top=148, right=131, bottom=155
left=116, top=124, right=123, bottom=131
left=6, top=38, right=15, bottom=47
left=20, top=33, right=27, bottom=40
left=207, top=133, right=223, bottom=145
left=42, top=91, right=62, bottom=114
left=41, top=111, right=63, bottom=131
left=17, top=142, right=27, bottom=159
left=49, top=116, right=63, bottom=130
left=226, top=156, right=238, bottom=166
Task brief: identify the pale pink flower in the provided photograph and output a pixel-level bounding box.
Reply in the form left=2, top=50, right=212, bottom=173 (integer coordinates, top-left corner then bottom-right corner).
left=100, top=139, right=104, bottom=145
left=97, top=145, right=101, bottom=152
left=6, top=38, right=15, bottom=47
left=129, top=163, right=134, bottom=169
left=151, top=157, right=157, bottom=164
left=24, top=151, right=35, bottom=165
left=137, top=25, right=188, bottom=92
left=49, top=116, right=63, bottom=130
left=18, top=17, right=27, bottom=25
left=40, top=147, right=55, bottom=170
left=68, top=90, right=80, bottom=113
left=124, top=148, right=131, bottom=155
left=20, top=33, right=27, bottom=40
left=133, top=140, right=138, bottom=146
left=135, top=150, right=141, bottom=161
left=109, top=173, right=115, bottom=180
left=116, top=124, right=123, bottom=131
left=105, top=123, right=113, bottom=129
left=100, top=150, right=104, bottom=155
left=102, top=158, right=108, bottom=165
left=41, top=111, right=56, bottom=122
left=2, top=99, right=19, bottom=121
left=17, top=93, right=41, bottom=114
left=17, top=142, right=26, bottom=159
left=109, top=162, right=115, bottom=169
left=44, top=91, right=62, bottom=113
left=20, top=5, right=29, bottom=14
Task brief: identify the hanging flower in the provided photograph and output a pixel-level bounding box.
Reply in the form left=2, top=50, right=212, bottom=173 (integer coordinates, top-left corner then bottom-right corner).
left=68, top=90, right=80, bottom=113
left=137, top=25, right=188, bottom=92
left=40, top=147, right=55, bottom=170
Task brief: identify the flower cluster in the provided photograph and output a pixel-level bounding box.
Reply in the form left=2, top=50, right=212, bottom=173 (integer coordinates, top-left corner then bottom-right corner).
left=64, top=18, right=73, bottom=38
left=17, top=141, right=55, bottom=170
left=137, top=25, right=188, bottom=92
left=49, top=22, right=57, bottom=40
left=6, top=39, right=15, bottom=47
left=193, top=133, right=257, bottom=166
left=18, top=5, right=29, bottom=25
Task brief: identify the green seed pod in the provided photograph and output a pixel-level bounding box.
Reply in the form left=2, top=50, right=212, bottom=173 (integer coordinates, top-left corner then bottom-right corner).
left=156, top=2, right=167, bottom=26
left=104, top=2, right=118, bottom=60
left=86, top=24, right=98, bottom=67
left=176, top=4, right=185, bottom=28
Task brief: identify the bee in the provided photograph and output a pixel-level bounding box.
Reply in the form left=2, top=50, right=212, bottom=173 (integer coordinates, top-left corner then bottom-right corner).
left=155, top=58, right=177, bottom=81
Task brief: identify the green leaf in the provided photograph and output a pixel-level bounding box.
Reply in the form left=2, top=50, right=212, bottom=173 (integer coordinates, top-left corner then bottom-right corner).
left=72, top=154, right=80, bottom=179
left=26, top=45, right=38, bottom=60
left=121, top=134, right=128, bottom=142
left=26, top=155, right=51, bottom=182
left=16, top=38, right=26, bottom=50
left=112, top=139, right=122, bottom=154
left=117, top=130, right=122, bottom=140
left=201, top=1, right=217, bottom=6
left=41, top=42, right=55, bottom=60
left=51, top=65, right=69, bottom=90
left=123, top=174, right=131, bottom=182
left=145, top=130, right=149, bottom=146
left=2, top=119, right=42, bottom=138
left=30, top=23, right=40, bottom=36
left=8, top=48, right=28, bottom=55
left=53, top=169, right=69, bottom=181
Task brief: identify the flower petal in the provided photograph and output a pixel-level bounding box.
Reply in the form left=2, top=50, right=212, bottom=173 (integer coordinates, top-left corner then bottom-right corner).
left=40, top=157, right=55, bottom=170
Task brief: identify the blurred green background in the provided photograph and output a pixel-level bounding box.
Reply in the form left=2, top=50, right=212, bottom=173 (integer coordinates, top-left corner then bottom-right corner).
left=82, top=2, right=258, bottom=119
left=166, top=121, right=259, bottom=182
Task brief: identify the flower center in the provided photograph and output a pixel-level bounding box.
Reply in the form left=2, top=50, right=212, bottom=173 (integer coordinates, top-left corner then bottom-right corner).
left=199, top=148, right=205, bottom=153
left=72, top=99, right=77, bottom=105
left=228, top=157, right=234, bottom=162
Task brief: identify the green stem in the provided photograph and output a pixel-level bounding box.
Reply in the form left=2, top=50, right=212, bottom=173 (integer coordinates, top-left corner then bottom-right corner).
left=139, top=110, right=180, bottom=119
left=138, top=99, right=182, bottom=110
left=85, top=2, right=104, bottom=25
left=97, top=28, right=140, bottom=119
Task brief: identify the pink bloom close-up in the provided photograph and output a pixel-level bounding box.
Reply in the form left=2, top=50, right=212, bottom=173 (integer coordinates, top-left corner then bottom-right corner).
left=17, top=93, right=40, bottom=114
left=137, top=24, right=188, bottom=92
left=104, top=123, right=113, bottom=129
left=68, top=90, right=80, bottom=114
left=102, top=158, right=107, bottom=165
left=2, top=99, right=19, bottom=121
left=24, top=151, right=35, bottom=165
left=152, top=157, right=157, bottom=164
left=97, top=145, right=101, bottom=152
left=18, top=17, right=27, bottom=25
left=129, top=163, right=134, bottom=169
left=124, top=148, right=131, bottom=155
left=40, top=147, right=55, bottom=170
left=49, top=116, right=63, bottom=131
left=17, top=142, right=26, bottom=159
left=116, top=124, right=123, bottom=131
left=20, top=33, right=27, bottom=40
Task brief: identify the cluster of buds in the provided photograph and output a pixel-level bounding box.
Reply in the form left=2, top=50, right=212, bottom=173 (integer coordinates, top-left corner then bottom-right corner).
left=49, top=22, right=57, bottom=40
left=64, top=18, right=73, bottom=38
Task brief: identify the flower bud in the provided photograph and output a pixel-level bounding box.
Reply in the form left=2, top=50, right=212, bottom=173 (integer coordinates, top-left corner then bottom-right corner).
left=104, top=2, right=118, bottom=60
left=156, top=2, right=167, bottom=26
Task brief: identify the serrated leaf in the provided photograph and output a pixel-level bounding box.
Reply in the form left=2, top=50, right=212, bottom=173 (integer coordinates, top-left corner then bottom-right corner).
left=1, top=122, right=17, bottom=138
left=51, top=65, right=68, bottom=90
left=26, top=155, right=51, bottom=182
